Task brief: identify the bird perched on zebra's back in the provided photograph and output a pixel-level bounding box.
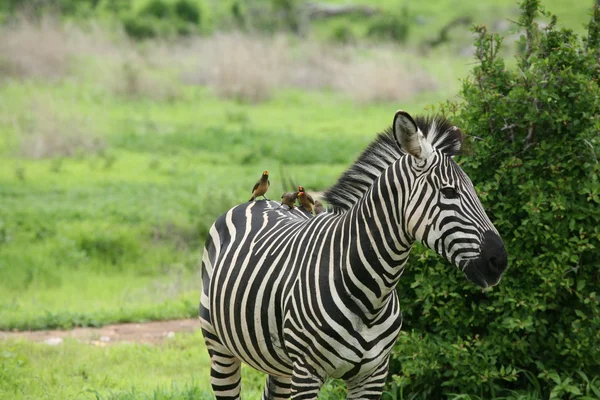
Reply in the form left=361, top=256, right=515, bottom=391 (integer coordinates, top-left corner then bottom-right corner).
left=280, top=192, right=299, bottom=209
left=297, top=191, right=314, bottom=213
left=314, top=200, right=325, bottom=215
left=249, top=171, right=270, bottom=201
left=297, top=186, right=315, bottom=212
left=297, top=186, right=314, bottom=204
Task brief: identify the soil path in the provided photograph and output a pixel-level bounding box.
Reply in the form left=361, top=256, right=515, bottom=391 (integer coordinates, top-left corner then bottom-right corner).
left=0, top=319, right=202, bottom=346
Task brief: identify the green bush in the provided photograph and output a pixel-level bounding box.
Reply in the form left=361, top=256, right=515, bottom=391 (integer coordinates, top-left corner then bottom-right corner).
left=367, top=10, right=410, bottom=43
left=0, top=0, right=201, bottom=39
left=1, top=0, right=100, bottom=16
left=388, top=1, right=600, bottom=398
left=225, top=0, right=302, bottom=34
left=330, top=23, right=356, bottom=44
left=174, top=0, right=201, bottom=24
left=97, top=0, right=131, bottom=15
left=271, top=0, right=300, bottom=33
left=119, top=0, right=203, bottom=40
left=139, top=0, right=171, bottom=19
left=122, top=15, right=157, bottom=39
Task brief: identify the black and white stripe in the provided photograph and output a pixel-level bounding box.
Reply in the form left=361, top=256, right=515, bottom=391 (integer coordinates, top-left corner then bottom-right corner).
left=199, top=111, right=507, bottom=399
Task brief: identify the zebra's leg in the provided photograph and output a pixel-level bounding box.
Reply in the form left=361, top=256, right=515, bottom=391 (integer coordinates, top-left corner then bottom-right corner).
left=345, top=357, right=390, bottom=400
left=290, top=363, right=324, bottom=400
left=207, top=346, right=242, bottom=399
left=200, top=323, right=242, bottom=399
left=261, top=375, right=292, bottom=400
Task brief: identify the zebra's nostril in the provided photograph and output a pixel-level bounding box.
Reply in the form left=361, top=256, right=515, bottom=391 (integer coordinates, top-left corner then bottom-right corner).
left=481, top=230, right=508, bottom=274
left=489, top=255, right=506, bottom=273
left=489, top=257, right=499, bottom=272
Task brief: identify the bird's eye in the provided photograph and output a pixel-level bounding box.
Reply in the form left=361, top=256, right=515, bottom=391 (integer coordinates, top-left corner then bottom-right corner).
left=441, top=187, right=459, bottom=199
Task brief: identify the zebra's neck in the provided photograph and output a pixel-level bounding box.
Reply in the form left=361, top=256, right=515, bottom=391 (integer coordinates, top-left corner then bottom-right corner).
left=337, top=160, right=414, bottom=321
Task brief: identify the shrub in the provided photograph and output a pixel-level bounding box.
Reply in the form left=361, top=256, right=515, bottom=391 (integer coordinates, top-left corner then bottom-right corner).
left=17, top=98, right=107, bottom=159
left=367, top=10, right=410, bottom=43
left=230, top=0, right=245, bottom=28
left=174, top=0, right=201, bottom=24
left=271, top=0, right=300, bottom=33
left=121, top=0, right=201, bottom=40
left=206, top=33, right=285, bottom=103
left=388, top=1, right=600, bottom=398
left=97, top=0, right=131, bottom=15
left=228, top=0, right=302, bottom=34
left=179, top=34, right=435, bottom=104
left=0, top=16, right=70, bottom=80
left=122, top=15, right=157, bottom=39
left=173, top=18, right=195, bottom=36
left=110, top=61, right=181, bottom=101
left=329, top=23, right=356, bottom=44
left=139, top=0, right=171, bottom=19
left=2, top=0, right=101, bottom=17
left=59, top=0, right=101, bottom=17
left=77, top=228, right=142, bottom=272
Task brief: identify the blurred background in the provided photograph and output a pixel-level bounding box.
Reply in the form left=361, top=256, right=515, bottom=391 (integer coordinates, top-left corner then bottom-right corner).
left=0, top=0, right=598, bottom=399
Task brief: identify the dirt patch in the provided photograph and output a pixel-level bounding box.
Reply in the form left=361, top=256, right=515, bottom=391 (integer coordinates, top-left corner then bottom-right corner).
left=0, top=319, right=202, bottom=346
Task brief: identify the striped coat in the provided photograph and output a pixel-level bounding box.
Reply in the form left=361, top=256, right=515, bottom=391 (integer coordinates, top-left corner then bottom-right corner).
left=200, top=111, right=507, bottom=399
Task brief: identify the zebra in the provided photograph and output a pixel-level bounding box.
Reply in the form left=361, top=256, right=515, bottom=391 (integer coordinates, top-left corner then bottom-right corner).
left=199, top=110, right=508, bottom=399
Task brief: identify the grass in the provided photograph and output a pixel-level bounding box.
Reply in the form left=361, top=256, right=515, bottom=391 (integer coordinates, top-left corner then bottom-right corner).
left=0, top=129, right=347, bottom=330
left=2, top=332, right=590, bottom=399
left=311, top=0, right=595, bottom=44
left=0, top=332, right=354, bottom=399
left=1, top=76, right=426, bottom=330
left=3, top=48, right=441, bottom=321
left=0, top=19, right=441, bottom=104
left=0, top=332, right=247, bottom=399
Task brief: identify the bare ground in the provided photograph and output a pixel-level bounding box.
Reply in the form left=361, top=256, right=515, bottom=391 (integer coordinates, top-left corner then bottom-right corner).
left=0, top=319, right=202, bottom=346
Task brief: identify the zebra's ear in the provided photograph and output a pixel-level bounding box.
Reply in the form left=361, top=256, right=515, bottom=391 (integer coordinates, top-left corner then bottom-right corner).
left=393, top=110, right=432, bottom=160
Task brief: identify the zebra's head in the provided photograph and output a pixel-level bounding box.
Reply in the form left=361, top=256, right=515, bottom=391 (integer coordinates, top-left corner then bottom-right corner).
left=393, top=110, right=508, bottom=288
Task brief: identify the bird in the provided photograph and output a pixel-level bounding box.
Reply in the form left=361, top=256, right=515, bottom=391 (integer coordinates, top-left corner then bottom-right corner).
left=297, top=186, right=315, bottom=205
left=314, top=200, right=325, bottom=215
left=280, top=192, right=299, bottom=209
left=297, top=191, right=314, bottom=213
left=249, top=171, right=270, bottom=201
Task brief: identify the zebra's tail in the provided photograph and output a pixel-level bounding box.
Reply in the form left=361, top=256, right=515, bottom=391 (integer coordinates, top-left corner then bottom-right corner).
left=199, top=222, right=220, bottom=322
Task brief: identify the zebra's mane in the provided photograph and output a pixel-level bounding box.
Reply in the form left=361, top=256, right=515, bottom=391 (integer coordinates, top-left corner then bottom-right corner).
left=322, top=115, right=462, bottom=213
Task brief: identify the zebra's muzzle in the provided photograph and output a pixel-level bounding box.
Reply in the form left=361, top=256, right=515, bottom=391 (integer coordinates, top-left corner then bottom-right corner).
left=464, top=262, right=491, bottom=288
left=464, top=231, right=508, bottom=288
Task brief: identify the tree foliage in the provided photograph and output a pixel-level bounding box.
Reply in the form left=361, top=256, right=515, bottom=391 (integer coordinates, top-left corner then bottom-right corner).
left=0, top=0, right=203, bottom=39
left=389, top=1, right=600, bottom=398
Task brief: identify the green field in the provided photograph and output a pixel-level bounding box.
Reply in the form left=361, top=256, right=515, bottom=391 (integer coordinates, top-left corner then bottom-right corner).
left=1, top=0, right=597, bottom=398
left=308, top=0, right=593, bottom=51
left=0, top=82, right=410, bottom=331
left=0, top=56, right=428, bottom=400
left=1, top=333, right=261, bottom=399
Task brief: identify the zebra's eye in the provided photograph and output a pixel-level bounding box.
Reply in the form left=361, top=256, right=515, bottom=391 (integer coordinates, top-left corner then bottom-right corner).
left=441, top=187, right=459, bottom=199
